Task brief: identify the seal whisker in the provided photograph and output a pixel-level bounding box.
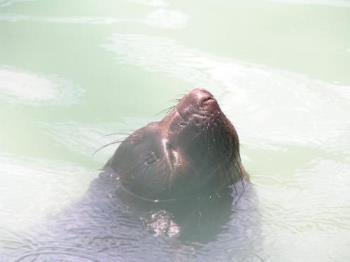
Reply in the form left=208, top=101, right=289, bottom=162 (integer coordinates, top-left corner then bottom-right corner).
left=92, top=139, right=126, bottom=156
left=168, top=98, right=180, bottom=104
left=103, top=132, right=132, bottom=137
left=156, top=106, right=175, bottom=116
left=175, top=93, right=187, bottom=99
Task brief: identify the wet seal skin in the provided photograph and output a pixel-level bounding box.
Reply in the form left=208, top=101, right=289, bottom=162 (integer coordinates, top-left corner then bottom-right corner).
left=104, top=88, right=248, bottom=202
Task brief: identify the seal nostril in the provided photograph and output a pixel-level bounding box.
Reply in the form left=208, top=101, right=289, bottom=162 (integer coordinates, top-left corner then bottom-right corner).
left=201, top=96, right=215, bottom=105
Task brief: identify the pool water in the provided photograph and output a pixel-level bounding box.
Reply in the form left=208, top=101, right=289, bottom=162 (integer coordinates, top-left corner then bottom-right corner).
left=0, top=0, right=349, bottom=261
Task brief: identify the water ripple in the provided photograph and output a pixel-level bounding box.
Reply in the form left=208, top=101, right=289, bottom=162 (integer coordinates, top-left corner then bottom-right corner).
left=0, top=153, right=93, bottom=232
left=0, top=9, right=189, bottom=29
left=103, top=33, right=350, bottom=155
left=0, top=66, right=82, bottom=106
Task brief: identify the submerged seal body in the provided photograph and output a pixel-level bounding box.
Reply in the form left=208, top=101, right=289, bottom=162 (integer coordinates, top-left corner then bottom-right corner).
left=105, top=88, right=247, bottom=201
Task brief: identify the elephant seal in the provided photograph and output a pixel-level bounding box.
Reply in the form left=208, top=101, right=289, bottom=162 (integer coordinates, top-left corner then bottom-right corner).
left=104, top=88, right=247, bottom=201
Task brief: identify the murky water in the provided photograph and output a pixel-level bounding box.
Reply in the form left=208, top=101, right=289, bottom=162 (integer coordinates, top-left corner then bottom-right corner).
left=0, top=0, right=349, bottom=261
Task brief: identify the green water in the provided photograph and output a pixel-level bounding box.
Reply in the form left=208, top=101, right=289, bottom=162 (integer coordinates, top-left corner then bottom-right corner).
left=0, top=0, right=349, bottom=261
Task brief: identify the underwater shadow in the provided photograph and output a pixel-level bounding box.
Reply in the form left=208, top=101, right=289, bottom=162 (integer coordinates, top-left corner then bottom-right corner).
left=5, top=171, right=262, bottom=262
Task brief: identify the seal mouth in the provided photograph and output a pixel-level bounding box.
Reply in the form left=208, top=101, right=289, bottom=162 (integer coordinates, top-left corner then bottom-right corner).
left=201, top=96, right=215, bottom=105
left=202, top=97, right=214, bottom=102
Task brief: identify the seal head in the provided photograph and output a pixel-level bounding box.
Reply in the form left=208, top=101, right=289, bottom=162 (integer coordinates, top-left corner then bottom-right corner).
left=105, top=88, right=245, bottom=201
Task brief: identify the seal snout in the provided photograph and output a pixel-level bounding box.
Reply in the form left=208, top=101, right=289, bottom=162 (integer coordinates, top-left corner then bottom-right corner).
left=189, top=88, right=215, bottom=105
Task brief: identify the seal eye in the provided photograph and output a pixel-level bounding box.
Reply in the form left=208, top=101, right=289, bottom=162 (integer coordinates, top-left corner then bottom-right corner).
left=145, top=152, right=158, bottom=165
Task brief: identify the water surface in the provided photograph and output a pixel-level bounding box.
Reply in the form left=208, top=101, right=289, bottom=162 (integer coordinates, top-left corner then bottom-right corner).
left=0, top=0, right=349, bottom=261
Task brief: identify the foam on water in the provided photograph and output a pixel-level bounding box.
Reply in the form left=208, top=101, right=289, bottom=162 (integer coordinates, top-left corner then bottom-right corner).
left=144, top=9, right=189, bottom=29
left=0, top=67, right=82, bottom=105
left=126, top=0, right=168, bottom=7
left=0, top=9, right=189, bottom=29
left=270, top=0, right=350, bottom=7
left=103, top=33, right=350, bottom=155
left=0, top=0, right=33, bottom=8
left=0, top=0, right=168, bottom=9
